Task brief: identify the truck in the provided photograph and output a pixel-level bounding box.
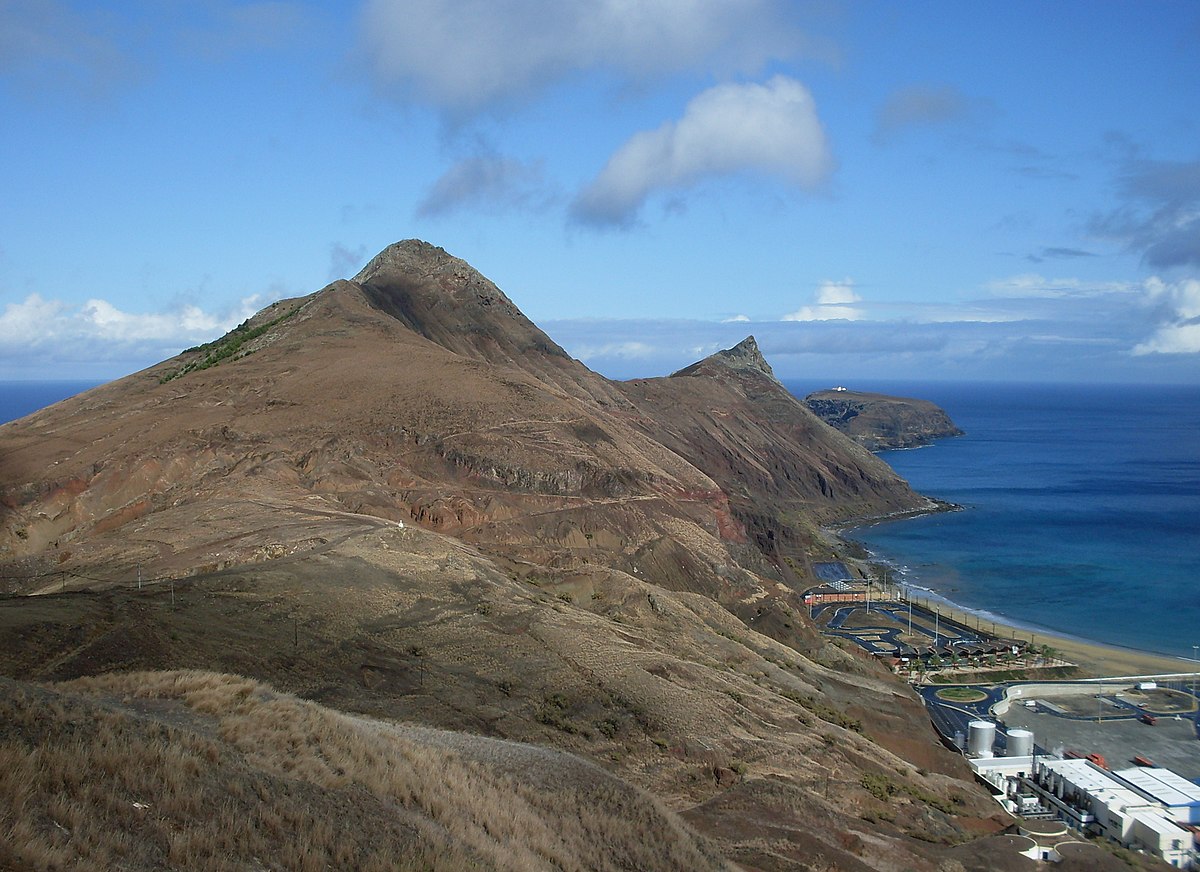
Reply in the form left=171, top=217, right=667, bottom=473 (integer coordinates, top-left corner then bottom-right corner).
left=1140, top=713, right=1158, bottom=726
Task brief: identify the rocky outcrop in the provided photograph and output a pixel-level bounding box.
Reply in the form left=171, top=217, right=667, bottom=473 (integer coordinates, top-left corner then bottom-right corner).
left=805, top=388, right=964, bottom=450
left=671, top=334, right=778, bottom=382
left=621, top=341, right=925, bottom=571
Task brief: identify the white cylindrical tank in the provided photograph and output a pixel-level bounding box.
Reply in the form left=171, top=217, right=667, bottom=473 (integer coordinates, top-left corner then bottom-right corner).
left=1007, top=729, right=1034, bottom=757
left=967, top=720, right=996, bottom=758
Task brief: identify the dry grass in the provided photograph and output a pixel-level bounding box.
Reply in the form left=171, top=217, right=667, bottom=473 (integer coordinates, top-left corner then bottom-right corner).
left=1, top=670, right=728, bottom=872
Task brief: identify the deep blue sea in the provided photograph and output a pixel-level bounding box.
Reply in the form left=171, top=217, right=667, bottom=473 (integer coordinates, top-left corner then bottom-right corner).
left=787, top=380, right=1200, bottom=661
left=4, top=379, right=1198, bottom=660
left=0, top=381, right=101, bottom=424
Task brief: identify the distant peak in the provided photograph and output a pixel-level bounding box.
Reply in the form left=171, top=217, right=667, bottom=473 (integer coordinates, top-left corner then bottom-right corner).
left=670, top=335, right=779, bottom=382
left=718, top=336, right=775, bottom=376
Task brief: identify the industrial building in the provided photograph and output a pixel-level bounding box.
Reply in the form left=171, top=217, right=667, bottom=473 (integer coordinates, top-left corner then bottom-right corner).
left=1110, top=766, right=1200, bottom=825
left=964, top=722, right=1196, bottom=869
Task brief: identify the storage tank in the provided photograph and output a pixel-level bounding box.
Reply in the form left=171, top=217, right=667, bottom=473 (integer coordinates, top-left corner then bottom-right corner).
left=1007, top=728, right=1034, bottom=757
left=967, top=720, right=996, bottom=758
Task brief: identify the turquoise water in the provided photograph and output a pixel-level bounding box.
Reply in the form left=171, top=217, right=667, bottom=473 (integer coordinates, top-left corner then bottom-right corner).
left=786, top=381, right=1200, bottom=660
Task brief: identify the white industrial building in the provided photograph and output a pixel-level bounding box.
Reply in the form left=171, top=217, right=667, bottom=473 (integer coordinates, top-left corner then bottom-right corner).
left=962, top=722, right=1195, bottom=869
left=1111, top=766, right=1200, bottom=825
left=1026, top=758, right=1193, bottom=868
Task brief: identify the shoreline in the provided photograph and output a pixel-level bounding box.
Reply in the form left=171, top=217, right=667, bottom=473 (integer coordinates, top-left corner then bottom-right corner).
left=826, top=512, right=1196, bottom=681
left=903, top=591, right=1197, bottom=680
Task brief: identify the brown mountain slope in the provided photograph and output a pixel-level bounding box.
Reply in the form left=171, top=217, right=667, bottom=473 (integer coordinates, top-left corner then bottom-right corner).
left=619, top=337, right=931, bottom=573
left=0, top=522, right=1007, bottom=871
left=0, top=265, right=716, bottom=587
left=0, top=670, right=729, bottom=872
left=0, top=240, right=1013, bottom=870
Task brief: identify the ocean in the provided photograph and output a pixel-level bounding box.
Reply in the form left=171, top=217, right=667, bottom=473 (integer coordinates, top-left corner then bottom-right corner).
left=785, top=380, right=1200, bottom=661
left=0, top=380, right=102, bottom=424
left=4, top=379, right=1198, bottom=660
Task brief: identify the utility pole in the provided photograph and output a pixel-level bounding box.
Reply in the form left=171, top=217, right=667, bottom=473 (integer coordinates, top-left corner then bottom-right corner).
left=1192, top=645, right=1198, bottom=708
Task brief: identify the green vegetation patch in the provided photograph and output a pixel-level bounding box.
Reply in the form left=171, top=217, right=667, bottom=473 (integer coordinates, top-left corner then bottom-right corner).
left=935, top=687, right=988, bottom=703
left=159, top=304, right=302, bottom=383
left=781, top=690, right=862, bottom=733
left=860, top=772, right=956, bottom=816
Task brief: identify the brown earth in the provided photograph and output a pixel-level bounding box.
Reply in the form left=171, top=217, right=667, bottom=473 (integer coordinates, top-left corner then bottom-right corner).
left=0, top=240, right=1030, bottom=869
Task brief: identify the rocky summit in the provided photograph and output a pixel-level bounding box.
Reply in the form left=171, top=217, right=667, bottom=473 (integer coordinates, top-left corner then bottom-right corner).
left=0, top=241, right=1014, bottom=870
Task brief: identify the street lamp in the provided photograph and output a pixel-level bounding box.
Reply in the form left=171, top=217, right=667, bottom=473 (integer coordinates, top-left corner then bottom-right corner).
left=1192, top=645, right=1198, bottom=708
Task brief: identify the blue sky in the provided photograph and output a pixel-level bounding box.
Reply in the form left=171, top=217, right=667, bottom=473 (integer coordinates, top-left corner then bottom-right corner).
left=1, top=0, right=1198, bottom=383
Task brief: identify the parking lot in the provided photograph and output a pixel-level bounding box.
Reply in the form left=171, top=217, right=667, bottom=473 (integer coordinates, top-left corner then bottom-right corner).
left=1002, top=686, right=1200, bottom=780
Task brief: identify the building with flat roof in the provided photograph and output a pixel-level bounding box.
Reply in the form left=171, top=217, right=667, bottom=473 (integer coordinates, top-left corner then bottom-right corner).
left=1112, top=767, right=1200, bottom=825
left=1028, top=758, right=1194, bottom=869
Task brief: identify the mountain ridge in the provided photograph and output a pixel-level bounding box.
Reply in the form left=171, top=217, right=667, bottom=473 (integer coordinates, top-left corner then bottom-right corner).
left=0, top=240, right=1017, bottom=870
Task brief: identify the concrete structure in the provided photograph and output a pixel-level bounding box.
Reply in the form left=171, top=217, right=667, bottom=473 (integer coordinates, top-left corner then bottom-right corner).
left=1112, top=767, right=1200, bottom=824
left=1027, top=758, right=1194, bottom=868
left=969, top=748, right=1195, bottom=868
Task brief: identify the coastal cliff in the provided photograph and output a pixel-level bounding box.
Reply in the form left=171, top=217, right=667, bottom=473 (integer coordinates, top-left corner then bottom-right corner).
left=805, top=388, right=964, bottom=450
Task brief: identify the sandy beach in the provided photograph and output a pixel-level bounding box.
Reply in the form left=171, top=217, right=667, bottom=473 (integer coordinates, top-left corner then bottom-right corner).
left=913, top=596, right=1197, bottom=680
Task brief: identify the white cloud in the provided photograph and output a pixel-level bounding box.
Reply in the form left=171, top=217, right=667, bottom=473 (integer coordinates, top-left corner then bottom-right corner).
left=985, top=273, right=1139, bottom=299
left=814, top=279, right=859, bottom=306
left=986, top=273, right=1083, bottom=297
left=1090, top=157, right=1200, bottom=270
left=1133, top=322, right=1200, bottom=355
left=358, top=0, right=815, bottom=114
left=0, top=294, right=69, bottom=338
left=782, top=278, right=862, bottom=321
left=570, top=340, right=657, bottom=360
left=722, top=314, right=750, bottom=322
left=571, top=76, right=832, bottom=227
left=0, top=293, right=262, bottom=356
left=1144, top=276, right=1200, bottom=319
left=1133, top=277, right=1200, bottom=355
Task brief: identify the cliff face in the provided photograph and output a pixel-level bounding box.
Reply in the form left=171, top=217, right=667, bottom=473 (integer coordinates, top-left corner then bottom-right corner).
left=0, top=241, right=1007, bottom=870
left=805, top=388, right=964, bottom=451
left=620, top=337, right=926, bottom=575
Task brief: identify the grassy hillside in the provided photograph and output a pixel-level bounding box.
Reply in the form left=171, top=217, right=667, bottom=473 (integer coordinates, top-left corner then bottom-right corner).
left=0, top=670, right=728, bottom=872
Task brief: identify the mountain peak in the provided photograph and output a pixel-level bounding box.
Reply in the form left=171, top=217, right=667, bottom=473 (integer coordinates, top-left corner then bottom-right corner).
left=717, top=336, right=775, bottom=377
left=354, top=239, right=499, bottom=293
left=345, top=239, right=634, bottom=407
left=670, top=335, right=779, bottom=382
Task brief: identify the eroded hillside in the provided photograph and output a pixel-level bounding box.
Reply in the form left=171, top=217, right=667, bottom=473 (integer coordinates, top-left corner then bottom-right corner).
left=0, top=240, right=1013, bottom=870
